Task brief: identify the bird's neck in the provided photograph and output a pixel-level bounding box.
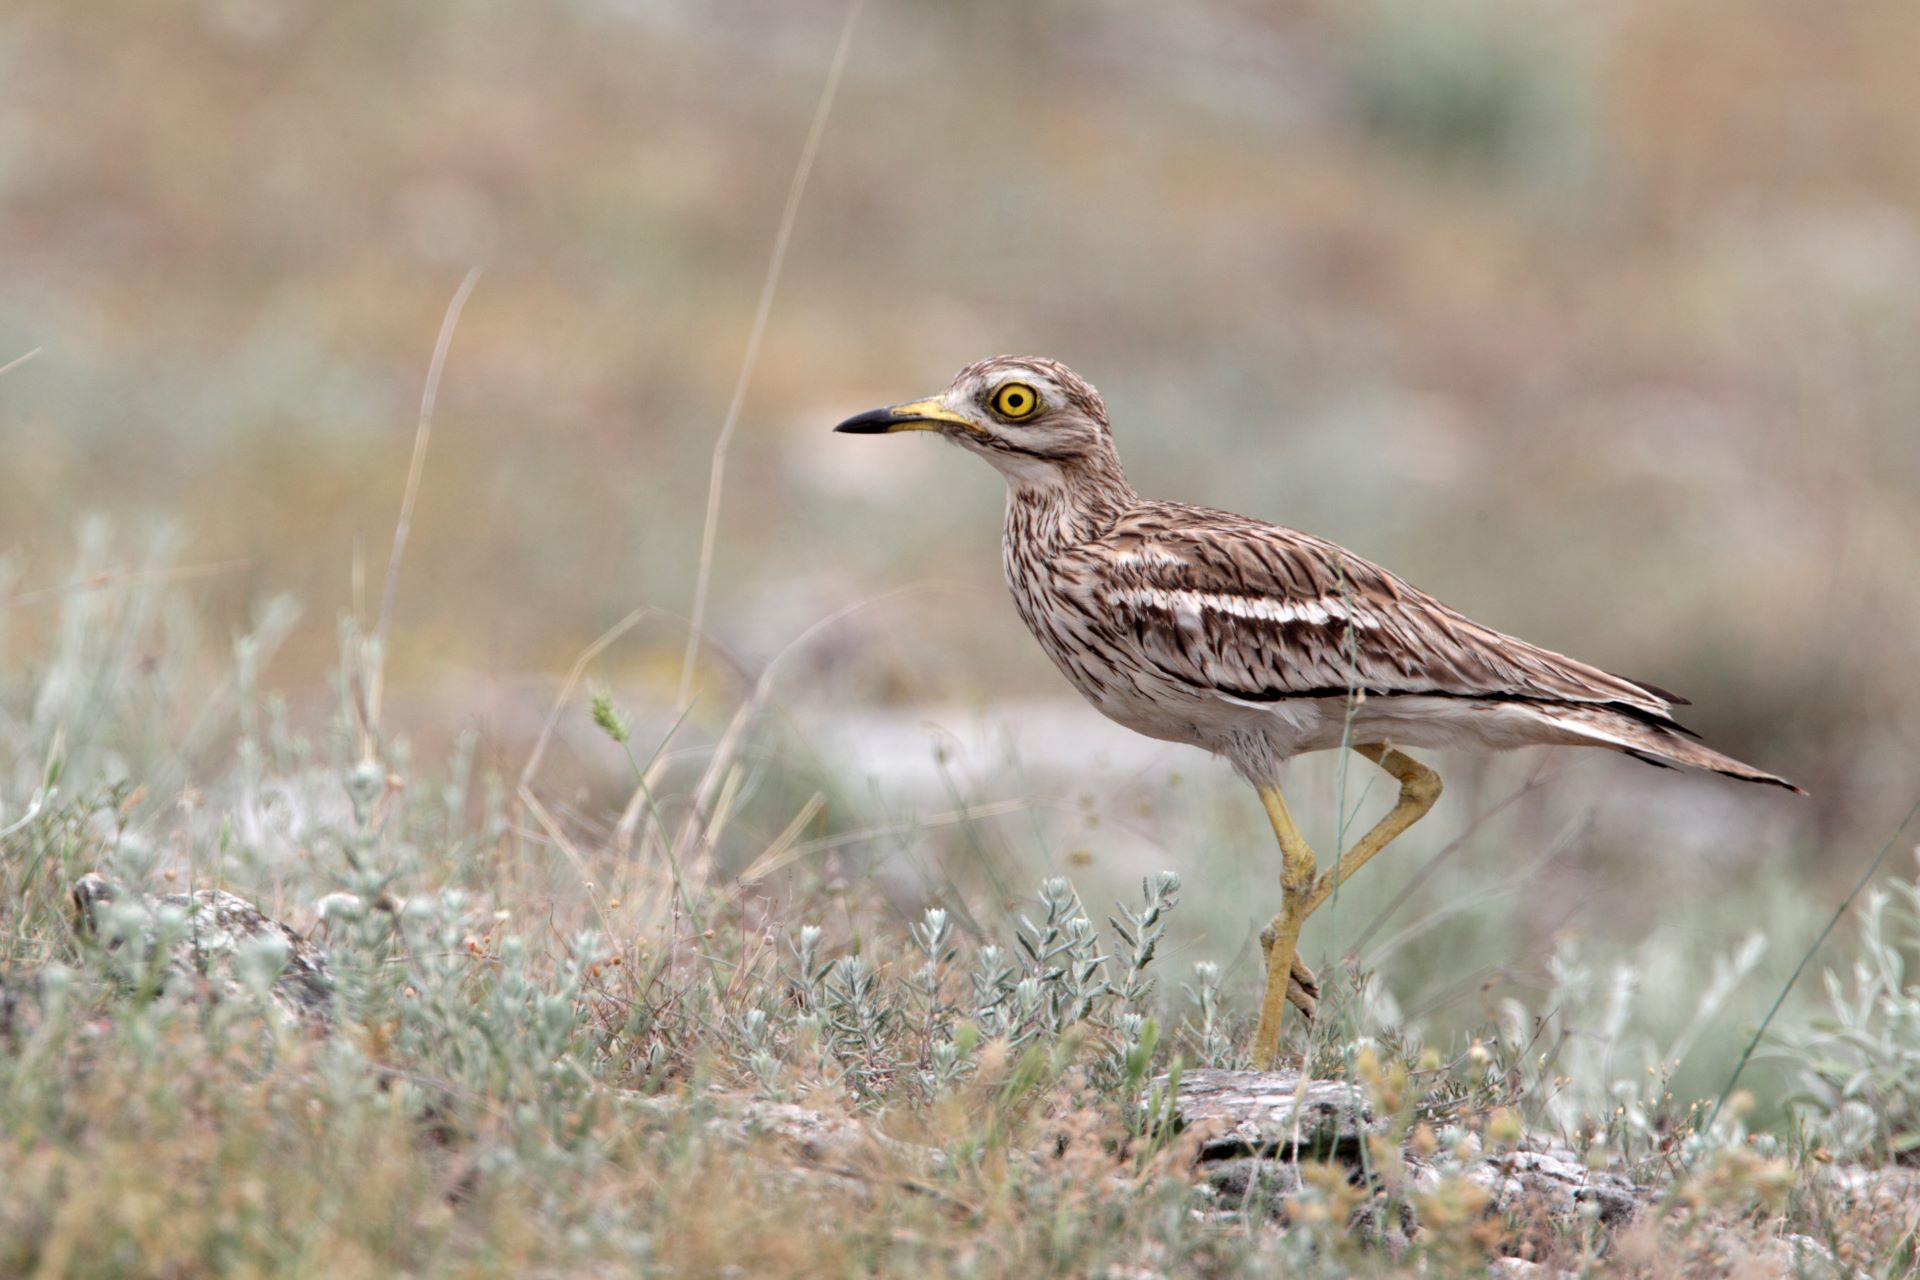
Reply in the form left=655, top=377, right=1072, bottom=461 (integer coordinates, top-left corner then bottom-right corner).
left=1002, top=452, right=1139, bottom=556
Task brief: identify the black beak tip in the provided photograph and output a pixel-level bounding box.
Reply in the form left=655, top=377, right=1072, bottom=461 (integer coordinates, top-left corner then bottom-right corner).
left=833, top=407, right=897, bottom=435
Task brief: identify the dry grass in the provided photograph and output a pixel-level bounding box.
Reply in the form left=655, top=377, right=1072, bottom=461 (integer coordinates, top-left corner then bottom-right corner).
left=1, top=553, right=1916, bottom=1277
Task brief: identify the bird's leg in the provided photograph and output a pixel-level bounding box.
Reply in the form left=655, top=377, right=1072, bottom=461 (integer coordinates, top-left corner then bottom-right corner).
left=1306, top=745, right=1443, bottom=915
left=1250, top=749, right=1442, bottom=1069
left=1251, top=782, right=1318, bottom=1069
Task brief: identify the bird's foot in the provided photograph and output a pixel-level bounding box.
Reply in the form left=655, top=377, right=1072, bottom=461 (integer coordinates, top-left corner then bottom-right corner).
left=1288, top=953, right=1320, bottom=1021
left=1259, top=923, right=1320, bottom=1023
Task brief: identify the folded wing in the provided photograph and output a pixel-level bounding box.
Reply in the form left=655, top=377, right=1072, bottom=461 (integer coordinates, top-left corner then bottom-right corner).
left=1070, top=503, right=1689, bottom=730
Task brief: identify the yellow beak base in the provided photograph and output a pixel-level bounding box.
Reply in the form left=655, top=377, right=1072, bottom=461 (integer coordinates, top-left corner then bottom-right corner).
left=833, top=397, right=984, bottom=435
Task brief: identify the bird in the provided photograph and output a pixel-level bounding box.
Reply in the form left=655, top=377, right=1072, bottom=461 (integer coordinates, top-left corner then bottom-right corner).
left=834, top=356, right=1800, bottom=1067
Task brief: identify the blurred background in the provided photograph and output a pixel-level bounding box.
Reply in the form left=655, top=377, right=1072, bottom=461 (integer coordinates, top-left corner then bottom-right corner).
left=4, top=0, right=1918, bottom=1099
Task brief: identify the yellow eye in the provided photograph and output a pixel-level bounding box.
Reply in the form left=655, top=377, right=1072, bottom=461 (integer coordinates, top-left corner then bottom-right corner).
left=991, top=382, right=1040, bottom=420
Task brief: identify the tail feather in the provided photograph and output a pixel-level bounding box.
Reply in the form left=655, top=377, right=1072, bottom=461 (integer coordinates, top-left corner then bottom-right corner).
left=1624, top=734, right=1804, bottom=793
left=1537, top=705, right=1804, bottom=794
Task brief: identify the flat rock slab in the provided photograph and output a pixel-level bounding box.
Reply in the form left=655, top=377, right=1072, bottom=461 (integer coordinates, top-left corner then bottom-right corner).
left=1155, top=1068, right=1373, bottom=1161
left=1459, top=1147, right=1642, bottom=1227
left=1159, top=1069, right=1663, bottom=1247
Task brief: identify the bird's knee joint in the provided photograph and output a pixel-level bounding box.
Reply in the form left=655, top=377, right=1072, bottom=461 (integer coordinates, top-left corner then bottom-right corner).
left=1280, top=851, right=1316, bottom=893
left=1405, top=768, right=1442, bottom=806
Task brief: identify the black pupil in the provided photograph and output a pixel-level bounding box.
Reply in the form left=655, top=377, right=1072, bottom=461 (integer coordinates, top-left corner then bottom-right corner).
left=1005, top=390, right=1027, bottom=411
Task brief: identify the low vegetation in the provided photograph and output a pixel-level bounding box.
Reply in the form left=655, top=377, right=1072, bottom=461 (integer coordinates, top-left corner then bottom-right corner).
left=1, top=550, right=1916, bottom=1277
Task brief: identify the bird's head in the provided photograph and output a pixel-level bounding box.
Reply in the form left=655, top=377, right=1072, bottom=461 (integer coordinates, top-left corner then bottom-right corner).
left=834, top=356, right=1124, bottom=488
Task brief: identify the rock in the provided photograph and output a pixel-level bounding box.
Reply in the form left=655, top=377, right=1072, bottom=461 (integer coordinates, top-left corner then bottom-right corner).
left=1674, top=1225, right=1862, bottom=1280
left=1487, top=1260, right=1543, bottom=1280
left=1486, top=1260, right=1580, bottom=1280
left=625, top=1088, right=939, bottom=1178
left=69, top=871, right=333, bottom=1023
left=1155, top=1066, right=1658, bottom=1254
left=1779, top=1232, right=1855, bottom=1278
left=1153, top=1068, right=1373, bottom=1162
left=1464, top=1144, right=1643, bottom=1228
left=1194, top=1155, right=1306, bottom=1203
left=1152, top=1068, right=1376, bottom=1214
left=1819, top=1163, right=1920, bottom=1232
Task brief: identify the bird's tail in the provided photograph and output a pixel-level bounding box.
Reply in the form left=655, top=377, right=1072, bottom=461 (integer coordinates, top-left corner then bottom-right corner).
left=1535, top=705, right=1804, bottom=794
left=1619, top=728, right=1805, bottom=794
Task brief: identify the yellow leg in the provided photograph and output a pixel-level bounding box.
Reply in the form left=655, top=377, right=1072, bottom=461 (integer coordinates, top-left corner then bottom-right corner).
left=1306, top=746, right=1442, bottom=916
left=1250, top=783, right=1317, bottom=1068
left=1248, top=745, right=1445, bottom=1069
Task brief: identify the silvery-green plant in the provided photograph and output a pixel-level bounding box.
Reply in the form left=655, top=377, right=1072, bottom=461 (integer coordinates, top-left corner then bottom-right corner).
left=971, top=944, right=1019, bottom=1041
left=734, top=1006, right=784, bottom=1099
left=1016, top=877, right=1110, bottom=1027
left=1779, top=864, right=1920, bottom=1162
left=1110, top=872, right=1180, bottom=1009
left=909, top=906, right=958, bottom=1054
left=821, top=953, right=894, bottom=1100
left=1183, top=961, right=1234, bottom=1069
left=785, top=924, right=832, bottom=1009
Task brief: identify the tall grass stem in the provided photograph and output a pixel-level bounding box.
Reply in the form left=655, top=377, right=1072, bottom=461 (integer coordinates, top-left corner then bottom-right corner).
left=675, top=0, right=865, bottom=712
left=0, top=346, right=43, bottom=379
left=367, top=267, right=481, bottom=752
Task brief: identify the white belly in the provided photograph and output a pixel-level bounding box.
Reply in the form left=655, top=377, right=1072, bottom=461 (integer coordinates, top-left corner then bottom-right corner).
left=1201, top=691, right=1608, bottom=775
left=1071, top=688, right=1603, bottom=784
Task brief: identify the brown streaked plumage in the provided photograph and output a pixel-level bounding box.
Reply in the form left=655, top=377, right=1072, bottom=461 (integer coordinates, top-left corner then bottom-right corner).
left=835, top=355, right=1800, bottom=1067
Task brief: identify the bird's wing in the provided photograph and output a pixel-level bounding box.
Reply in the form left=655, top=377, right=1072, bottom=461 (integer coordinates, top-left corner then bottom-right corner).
left=1070, top=503, right=1685, bottom=725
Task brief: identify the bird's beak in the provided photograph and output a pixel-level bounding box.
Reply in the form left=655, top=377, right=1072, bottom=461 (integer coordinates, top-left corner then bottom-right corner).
left=833, top=397, right=984, bottom=435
